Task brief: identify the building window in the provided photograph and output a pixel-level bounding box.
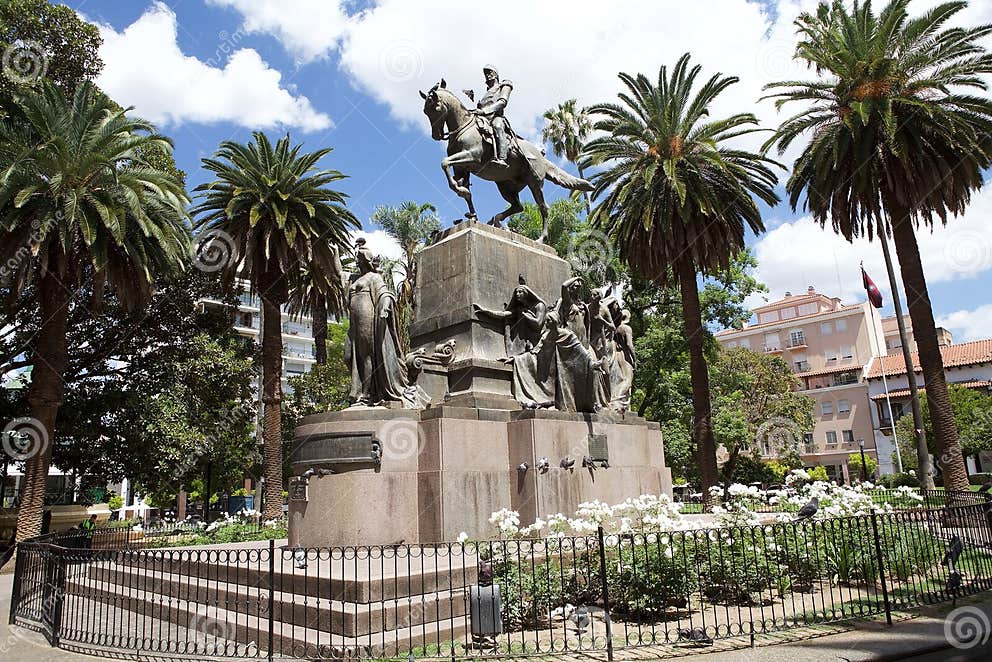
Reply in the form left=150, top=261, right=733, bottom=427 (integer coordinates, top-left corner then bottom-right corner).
left=803, top=433, right=815, bottom=453
left=821, top=322, right=833, bottom=335
left=826, top=431, right=838, bottom=445
left=781, top=307, right=796, bottom=319
left=789, top=330, right=806, bottom=347
left=841, top=345, right=854, bottom=359
left=727, top=340, right=737, bottom=349
left=798, top=303, right=817, bottom=316
left=836, top=319, right=847, bottom=331
left=739, top=338, right=750, bottom=349
left=795, top=359, right=810, bottom=372
left=764, top=333, right=780, bottom=351
left=821, top=401, right=834, bottom=415
left=843, top=430, right=855, bottom=444
left=825, top=349, right=838, bottom=362
left=838, top=399, right=850, bottom=413
left=758, top=311, right=779, bottom=324
left=832, top=370, right=860, bottom=386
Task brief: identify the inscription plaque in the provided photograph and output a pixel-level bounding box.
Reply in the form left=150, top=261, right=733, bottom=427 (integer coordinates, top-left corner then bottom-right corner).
left=289, top=477, right=308, bottom=502
left=588, top=434, right=609, bottom=464
left=291, top=432, right=381, bottom=469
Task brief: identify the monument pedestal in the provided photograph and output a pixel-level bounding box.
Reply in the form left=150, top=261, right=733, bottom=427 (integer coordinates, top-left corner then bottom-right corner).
left=291, top=407, right=672, bottom=547
left=289, top=222, right=672, bottom=547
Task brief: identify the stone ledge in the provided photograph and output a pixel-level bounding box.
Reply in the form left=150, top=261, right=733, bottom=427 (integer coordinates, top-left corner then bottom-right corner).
left=432, top=219, right=560, bottom=256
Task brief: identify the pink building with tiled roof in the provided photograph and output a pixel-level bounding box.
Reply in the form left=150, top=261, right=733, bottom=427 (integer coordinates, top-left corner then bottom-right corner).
left=717, top=286, right=887, bottom=482
left=866, top=339, right=992, bottom=474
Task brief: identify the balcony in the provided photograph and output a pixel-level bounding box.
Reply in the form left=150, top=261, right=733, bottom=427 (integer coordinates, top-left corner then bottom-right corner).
left=762, top=345, right=783, bottom=354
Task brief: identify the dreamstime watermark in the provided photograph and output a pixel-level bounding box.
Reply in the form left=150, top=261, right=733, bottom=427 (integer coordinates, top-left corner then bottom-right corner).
left=0, top=219, right=44, bottom=280
left=192, top=228, right=237, bottom=273
left=206, top=28, right=248, bottom=69
left=943, top=227, right=992, bottom=275
left=564, top=229, right=614, bottom=277
left=378, top=40, right=424, bottom=83
left=944, top=605, right=991, bottom=650
left=755, top=416, right=803, bottom=456
left=2, top=417, right=50, bottom=461
left=2, top=40, right=48, bottom=84
left=754, top=36, right=797, bottom=80
left=190, top=610, right=235, bottom=652
left=377, top=418, right=421, bottom=462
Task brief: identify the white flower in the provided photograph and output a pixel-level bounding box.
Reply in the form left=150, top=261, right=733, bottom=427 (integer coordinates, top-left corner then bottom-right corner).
left=457, top=532, right=469, bottom=543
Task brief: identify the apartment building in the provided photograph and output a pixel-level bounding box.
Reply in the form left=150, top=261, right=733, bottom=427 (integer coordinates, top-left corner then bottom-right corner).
left=198, top=281, right=323, bottom=389
left=716, top=286, right=886, bottom=483
left=880, top=315, right=954, bottom=356
left=866, top=338, right=992, bottom=474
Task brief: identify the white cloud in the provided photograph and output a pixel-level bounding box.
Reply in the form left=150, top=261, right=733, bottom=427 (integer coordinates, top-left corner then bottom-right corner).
left=750, top=184, right=992, bottom=306
left=937, top=304, right=992, bottom=343
left=93, top=2, right=331, bottom=132
left=206, top=0, right=351, bottom=64
left=351, top=230, right=402, bottom=261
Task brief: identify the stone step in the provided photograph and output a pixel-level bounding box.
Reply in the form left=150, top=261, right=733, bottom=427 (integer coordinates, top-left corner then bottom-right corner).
left=81, top=563, right=470, bottom=637
left=62, top=579, right=471, bottom=659
left=87, top=546, right=480, bottom=603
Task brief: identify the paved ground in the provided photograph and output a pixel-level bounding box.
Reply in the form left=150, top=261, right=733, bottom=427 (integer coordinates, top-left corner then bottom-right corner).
left=3, top=570, right=991, bottom=661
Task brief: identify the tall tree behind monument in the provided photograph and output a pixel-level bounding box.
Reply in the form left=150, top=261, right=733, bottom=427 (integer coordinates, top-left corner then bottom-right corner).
left=763, top=0, right=992, bottom=493
left=583, top=55, right=780, bottom=507
left=193, top=133, right=358, bottom=520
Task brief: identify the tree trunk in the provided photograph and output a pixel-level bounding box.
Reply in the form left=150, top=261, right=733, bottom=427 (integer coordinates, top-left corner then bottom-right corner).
left=312, top=295, right=328, bottom=366
left=889, top=207, right=969, bottom=493
left=721, top=447, right=740, bottom=485
left=677, top=257, right=719, bottom=508
left=16, top=269, right=71, bottom=541
left=259, top=281, right=286, bottom=521
left=879, top=229, right=933, bottom=488
left=577, top=165, right=591, bottom=212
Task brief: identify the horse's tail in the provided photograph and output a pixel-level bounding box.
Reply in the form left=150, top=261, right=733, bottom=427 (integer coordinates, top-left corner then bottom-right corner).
left=544, top=161, right=594, bottom=191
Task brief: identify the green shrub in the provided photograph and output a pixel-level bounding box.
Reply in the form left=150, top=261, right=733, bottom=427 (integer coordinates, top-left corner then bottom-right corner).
left=694, top=528, right=775, bottom=604
left=108, top=494, right=124, bottom=511
left=609, top=536, right=697, bottom=617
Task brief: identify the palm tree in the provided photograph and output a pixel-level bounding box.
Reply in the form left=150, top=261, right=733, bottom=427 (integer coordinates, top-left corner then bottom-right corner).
left=583, top=55, right=780, bottom=505
left=0, top=81, right=189, bottom=540
left=370, top=201, right=440, bottom=350
left=193, top=133, right=357, bottom=521
left=763, top=0, right=992, bottom=493
left=543, top=100, right=594, bottom=209
left=287, top=259, right=346, bottom=365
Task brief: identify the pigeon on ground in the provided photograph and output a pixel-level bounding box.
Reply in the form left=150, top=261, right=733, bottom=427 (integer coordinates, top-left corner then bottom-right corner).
left=946, top=571, right=962, bottom=593
left=942, top=534, right=964, bottom=568
left=560, top=457, right=576, bottom=470
left=537, top=457, right=550, bottom=473
left=677, top=627, right=714, bottom=646
left=569, top=606, right=591, bottom=633
left=794, top=497, right=819, bottom=522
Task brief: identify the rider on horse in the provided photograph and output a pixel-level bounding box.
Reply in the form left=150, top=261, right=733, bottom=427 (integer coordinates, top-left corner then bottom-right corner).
left=474, top=65, right=513, bottom=168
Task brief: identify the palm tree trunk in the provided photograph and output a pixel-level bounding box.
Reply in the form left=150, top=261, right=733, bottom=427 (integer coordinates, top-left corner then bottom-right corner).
left=889, top=207, right=969, bottom=493
left=577, top=165, right=591, bottom=213
left=677, top=257, right=719, bottom=508
left=16, top=269, right=71, bottom=541
left=312, top=295, right=328, bottom=365
left=259, top=282, right=285, bottom=521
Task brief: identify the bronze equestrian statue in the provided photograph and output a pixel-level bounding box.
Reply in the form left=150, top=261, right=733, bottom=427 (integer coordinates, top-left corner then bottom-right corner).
left=420, top=67, right=593, bottom=243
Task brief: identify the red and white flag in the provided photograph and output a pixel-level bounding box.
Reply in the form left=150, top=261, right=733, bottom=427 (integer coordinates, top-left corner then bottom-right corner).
left=862, top=267, right=883, bottom=308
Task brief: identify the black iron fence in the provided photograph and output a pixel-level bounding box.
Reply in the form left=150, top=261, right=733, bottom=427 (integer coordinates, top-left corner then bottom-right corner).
left=8, top=500, right=992, bottom=660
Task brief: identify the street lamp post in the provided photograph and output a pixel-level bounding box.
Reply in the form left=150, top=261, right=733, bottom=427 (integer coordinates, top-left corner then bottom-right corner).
left=858, top=438, right=869, bottom=483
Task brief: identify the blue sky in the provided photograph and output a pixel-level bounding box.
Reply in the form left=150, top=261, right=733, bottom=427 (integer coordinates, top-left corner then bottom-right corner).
left=66, top=0, right=992, bottom=339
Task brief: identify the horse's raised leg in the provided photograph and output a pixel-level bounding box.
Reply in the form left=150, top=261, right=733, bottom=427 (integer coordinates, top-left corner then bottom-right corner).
left=489, top=181, right=525, bottom=228
left=442, top=152, right=477, bottom=220
left=527, top=179, right=550, bottom=243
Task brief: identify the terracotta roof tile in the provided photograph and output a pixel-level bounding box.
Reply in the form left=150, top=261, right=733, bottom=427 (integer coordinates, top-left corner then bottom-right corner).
left=866, top=339, right=992, bottom=378
left=870, top=380, right=992, bottom=400
left=796, top=363, right=865, bottom=379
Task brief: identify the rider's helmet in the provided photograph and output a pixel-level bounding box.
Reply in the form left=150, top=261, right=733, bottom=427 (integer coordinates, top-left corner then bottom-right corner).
left=482, top=64, right=499, bottom=79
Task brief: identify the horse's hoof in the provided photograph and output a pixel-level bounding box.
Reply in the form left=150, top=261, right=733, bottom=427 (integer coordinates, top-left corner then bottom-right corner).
left=464, top=213, right=477, bottom=222
left=488, top=217, right=503, bottom=228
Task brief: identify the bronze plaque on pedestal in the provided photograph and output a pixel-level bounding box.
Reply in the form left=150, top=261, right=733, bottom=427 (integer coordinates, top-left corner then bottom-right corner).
left=290, top=432, right=381, bottom=469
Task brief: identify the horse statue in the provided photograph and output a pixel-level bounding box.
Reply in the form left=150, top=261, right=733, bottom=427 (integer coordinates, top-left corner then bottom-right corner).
left=420, top=79, right=593, bottom=243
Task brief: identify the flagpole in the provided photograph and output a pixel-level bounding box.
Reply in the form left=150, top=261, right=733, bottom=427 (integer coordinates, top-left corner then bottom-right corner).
left=868, top=300, right=903, bottom=473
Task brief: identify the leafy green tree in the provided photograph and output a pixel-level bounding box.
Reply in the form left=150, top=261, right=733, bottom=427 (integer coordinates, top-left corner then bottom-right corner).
left=0, top=0, right=102, bottom=100
left=763, top=0, right=992, bottom=492
left=193, top=132, right=357, bottom=520
left=287, top=262, right=345, bottom=365
left=847, top=452, right=878, bottom=482
left=584, top=55, right=779, bottom=503
left=894, top=385, right=992, bottom=474
left=542, top=100, right=594, bottom=208
left=370, top=201, right=440, bottom=350
left=0, top=81, right=189, bottom=540
left=711, top=348, right=815, bottom=482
